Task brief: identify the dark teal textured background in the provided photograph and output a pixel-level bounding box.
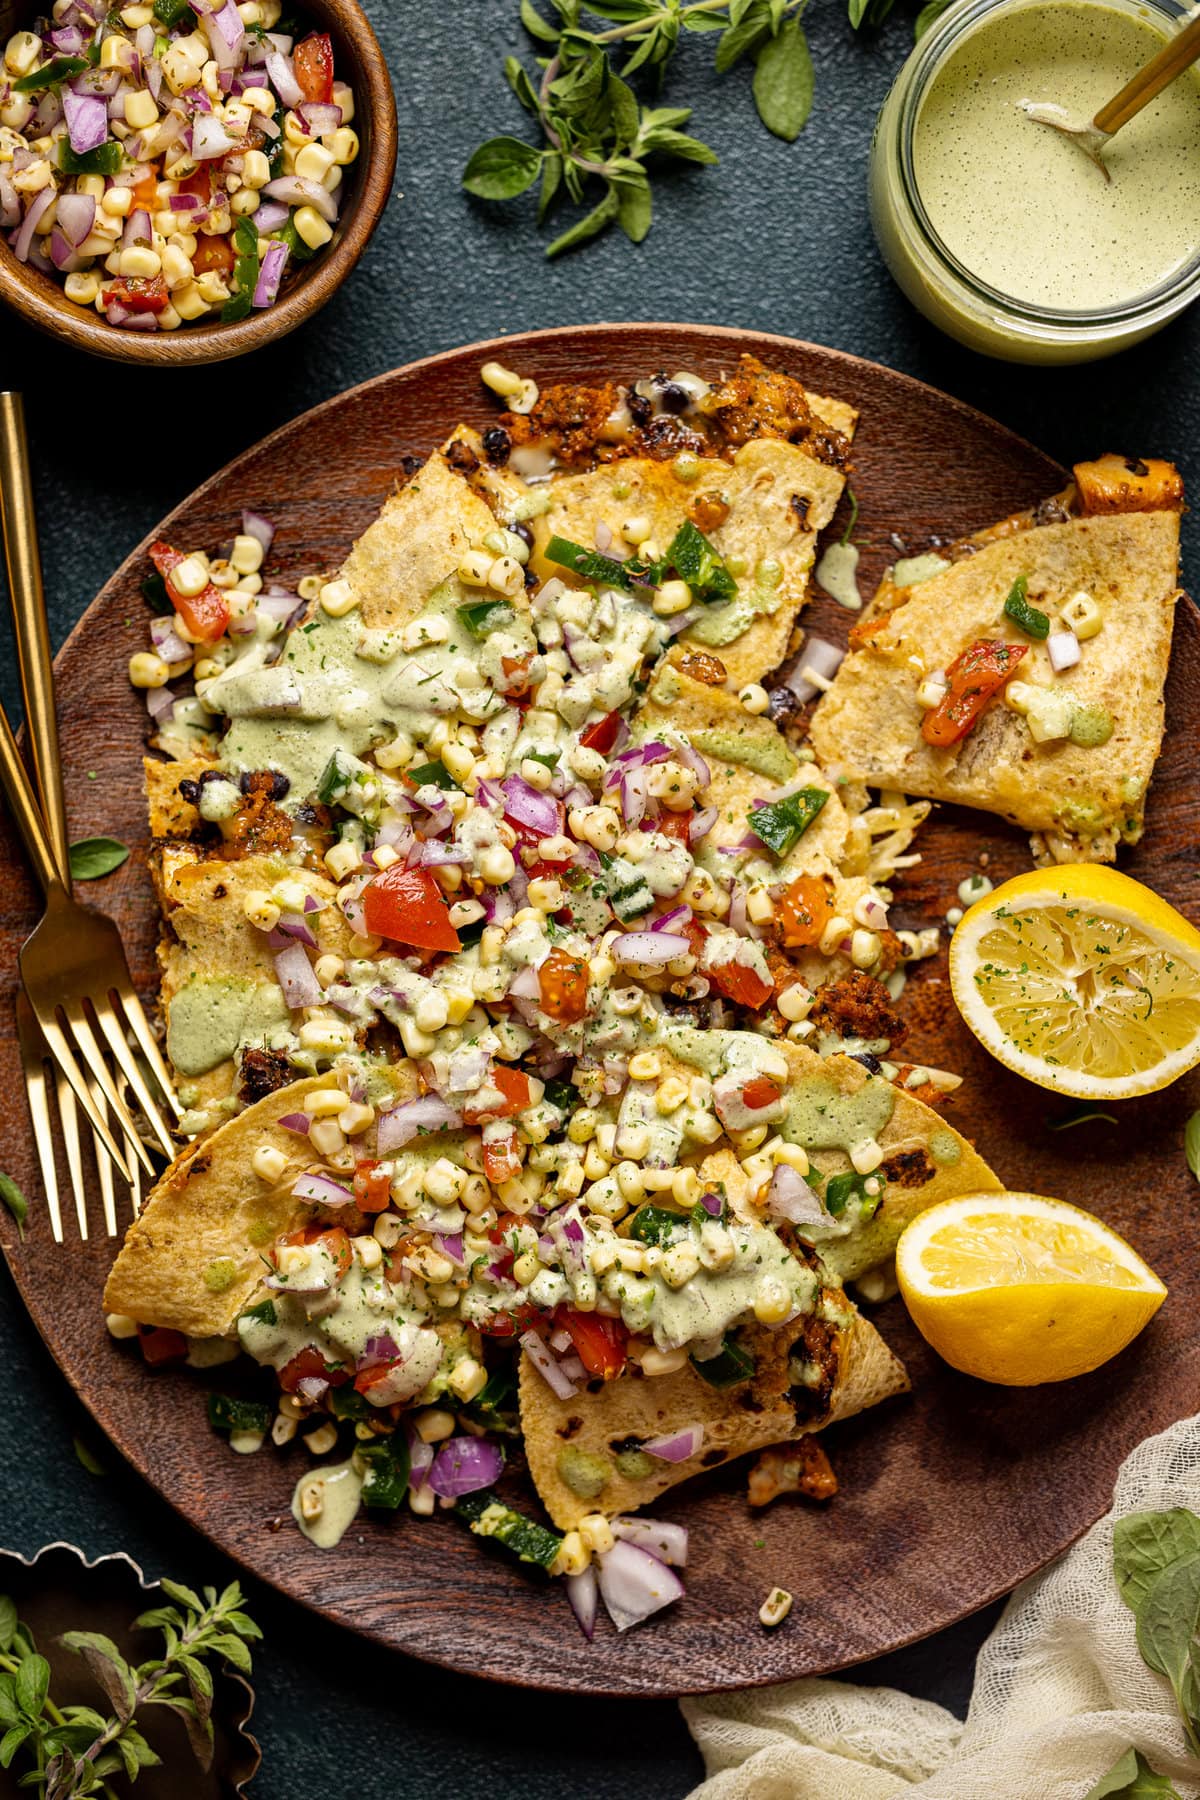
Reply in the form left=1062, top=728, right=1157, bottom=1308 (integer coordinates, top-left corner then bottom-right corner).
left=2, top=0, right=1196, bottom=1789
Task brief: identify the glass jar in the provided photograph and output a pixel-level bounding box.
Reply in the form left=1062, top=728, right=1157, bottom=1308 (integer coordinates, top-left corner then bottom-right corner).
left=868, top=0, right=1200, bottom=363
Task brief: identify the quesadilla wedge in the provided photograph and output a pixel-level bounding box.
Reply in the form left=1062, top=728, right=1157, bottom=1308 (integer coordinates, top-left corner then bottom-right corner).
left=810, top=461, right=1184, bottom=863
left=520, top=1298, right=908, bottom=1530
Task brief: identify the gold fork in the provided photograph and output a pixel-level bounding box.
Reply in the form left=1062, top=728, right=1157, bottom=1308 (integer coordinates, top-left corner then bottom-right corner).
left=0, top=395, right=179, bottom=1208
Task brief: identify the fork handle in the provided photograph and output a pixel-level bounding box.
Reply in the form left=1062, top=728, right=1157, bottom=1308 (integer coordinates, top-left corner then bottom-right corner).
left=0, top=696, right=63, bottom=895
left=0, top=393, right=69, bottom=885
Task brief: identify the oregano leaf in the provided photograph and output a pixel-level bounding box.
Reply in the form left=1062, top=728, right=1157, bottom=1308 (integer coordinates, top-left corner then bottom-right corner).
left=0, top=1174, right=28, bottom=1241
left=14, top=1655, right=49, bottom=1721
left=546, top=184, right=620, bottom=257
left=67, top=836, right=129, bottom=881
left=614, top=171, right=652, bottom=241
left=519, top=0, right=559, bottom=41
left=1136, top=1553, right=1200, bottom=1697
left=463, top=135, right=545, bottom=200
left=0, top=1598, right=17, bottom=1652
left=751, top=18, right=813, bottom=142
left=1185, top=1112, right=1200, bottom=1183
left=59, top=1631, right=136, bottom=1722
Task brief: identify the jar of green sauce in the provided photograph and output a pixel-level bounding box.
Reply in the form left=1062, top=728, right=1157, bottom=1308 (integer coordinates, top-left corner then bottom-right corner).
left=868, top=0, right=1200, bottom=362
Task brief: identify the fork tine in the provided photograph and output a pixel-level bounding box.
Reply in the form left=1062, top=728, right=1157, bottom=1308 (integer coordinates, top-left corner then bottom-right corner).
left=93, top=1002, right=176, bottom=1160
left=36, top=1008, right=133, bottom=1183
left=86, top=1068, right=119, bottom=1239
left=112, top=984, right=180, bottom=1118
left=55, top=1066, right=88, bottom=1242
left=59, top=999, right=153, bottom=1178
left=16, top=999, right=63, bottom=1244
left=129, top=1137, right=142, bottom=1218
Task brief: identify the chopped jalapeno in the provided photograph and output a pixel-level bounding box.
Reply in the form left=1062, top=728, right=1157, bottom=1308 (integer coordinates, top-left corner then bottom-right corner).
left=405, top=759, right=460, bottom=790
left=239, top=1299, right=277, bottom=1327
left=1002, top=574, right=1050, bottom=640
left=825, top=1169, right=882, bottom=1218
left=358, top=1435, right=410, bottom=1509
left=13, top=54, right=88, bottom=90
left=454, top=1489, right=563, bottom=1569
left=629, top=1202, right=688, bottom=1246
left=221, top=216, right=260, bottom=323
left=153, top=0, right=195, bottom=24
left=328, top=1386, right=369, bottom=1420
left=659, top=519, right=737, bottom=605
left=747, top=787, right=829, bottom=857
left=691, top=1334, right=757, bottom=1388
left=457, top=599, right=517, bottom=637
left=207, top=1393, right=271, bottom=1434
left=57, top=138, right=122, bottom=176
left=545, top=534, right=640, bottom=591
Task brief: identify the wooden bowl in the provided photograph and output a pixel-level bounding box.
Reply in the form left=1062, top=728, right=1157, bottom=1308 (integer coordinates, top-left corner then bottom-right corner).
left=0, top=0, right=397, bottom=365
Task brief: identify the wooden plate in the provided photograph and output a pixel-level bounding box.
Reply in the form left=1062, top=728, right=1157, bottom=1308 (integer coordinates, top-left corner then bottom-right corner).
left=3, top=324, right=1198, bottom=1697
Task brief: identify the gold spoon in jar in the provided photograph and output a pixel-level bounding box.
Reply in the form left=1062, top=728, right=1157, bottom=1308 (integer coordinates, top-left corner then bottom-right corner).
left=1020, top=10, right=1200, bottom=179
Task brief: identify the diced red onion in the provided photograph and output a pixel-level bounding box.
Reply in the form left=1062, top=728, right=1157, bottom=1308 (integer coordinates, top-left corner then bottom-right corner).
left=428, top=1436, right=505, bottom=1499
left=274, top=911, right=317, bottom=948
left=417, top=841, right=470, bottom=867
left=252, top=198, right=290, bottom=234
left=613, top=741, right=672, bottom=771
left=611, top=1516, right=689, bottom=1567
left=49, top=230, right=83, bottom=272
left=612, top=931, right=689, bottom=967
left=253, top=236, right=288, bottom=308
left=660, top=606, right=703, bottom=638
left=54, top=190, right=95, bottom=247
left=192, top=112, right=236, bottom=158
left=688, top=805, right=718, bottom=845
left=698, top=1191, right=722, bottom=1217
left=357, top=1331, right=400, bottom=1372
left=122, top=207, right=152, bottom=250
left=407, top=1429, right=434, bottom=1491
left=241, top=509, right=275, bottom=553
left=674, top=741, right=710, bottom=788
left=264, top=46, right=304, bottom=107
left=276, top=1112, right=311, bottom=1135
left=596, top=1540, right=685, bottom=1633
left=202, top=0, right=243, bottom=69
left=620, top=766, right=648, bottom=828
left=298, top=100, right=341, bottom=135
left=291, top=1170, right=354, bottom=1207
left=501, top=774, right=561, bottom=838
left=273, top=941, right=321, bottom=1009
left=433, top=1232, right=465, bottom=1267
left=566, top=1567, right=598, bottom=1640
left=1047, top=630, right=1080, bottom=672
left=50, top=24, right=85, bottom=51
left=0, top=174, right=19, bottom=233
left=643, top=1425, right=703, bottom=1463
left=144, top=684, right=176, bottom=722
left=506, top=964, right=542, bottom=1002
left=783, top=636, right=845, bottom=703
left=12, top=188, right=55, bottom=263
left=376, top=1093, right=462, bottom=1151
left=766, top=1161, right=827, bottom=1233
left=256, top=587, right=301, bottom=623
left=519, top=1329, right=578, bottom=1399
left=857, top=892, right=889, bottom=930
left=296, top=1374, right=328, bottom=1403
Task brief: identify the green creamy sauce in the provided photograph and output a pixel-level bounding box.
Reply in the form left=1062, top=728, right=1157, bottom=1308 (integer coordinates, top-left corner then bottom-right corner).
left=166, top=975, right=289, bottom=1076
left=783, top=1074, right=896, bottom=1152
left=240, top=1265, right=432, bottom=1370
left=913, top=1, right=1200, bottom=311
left=293, top=1458, right=364, bottom=1550
left=611, top=1219, right=815, bottom=1352
left=929, top=1129, right=961, bottom=1166
left=690, top=728, right=797, bottom=783
left=814, top=541, right=862, bottom=611
left=213, top=589, right=536, bottom=806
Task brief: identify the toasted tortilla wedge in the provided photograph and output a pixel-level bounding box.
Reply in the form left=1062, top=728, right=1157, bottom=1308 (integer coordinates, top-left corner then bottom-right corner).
left=528, top=413, right=854, bottom=690
left=144, top=753, right=213, bottom=839
left=341, top=450, right=507, bottom=632
left=157, top=852, right=351, bottom=1097
left=810, top=510, right=1181, bottom=862
left=636, top=655, right=853, bottom=884
left=520, top=1303, right=907, bottom=1529
left=104, top=1069, right=418, bottom=1337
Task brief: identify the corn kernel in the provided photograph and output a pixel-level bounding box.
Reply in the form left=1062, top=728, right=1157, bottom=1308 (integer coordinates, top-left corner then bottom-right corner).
left=105, top=1311, right=139, bottom=1339
left=324, top=840, right=361, bottom=880
left=578, top=1513, right=615, bottom=1554
left=759, top=1586, right=793, bottom=1628
left=305, top=1421, right=338, bottom=1456
left=754, top=1276, right=792, bottom=1324
left=251, top=1144, right=286, bottom=1182
left=653, top=578, right=693, bottom=616
left=480, top=359, right=524, bottom=399
left=124, top=87, right=158, bottom=130
left=353, top=1234, right=383, bottom=1270
left=129, top=651, right=170, bottom=689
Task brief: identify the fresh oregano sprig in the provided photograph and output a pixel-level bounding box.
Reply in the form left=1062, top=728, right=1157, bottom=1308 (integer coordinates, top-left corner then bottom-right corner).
left=1086, top=1505, right=1200, bottom=1798
left=0, top=1578, right=260, bottom=1800
left=465, top=0, right=858, bottom=256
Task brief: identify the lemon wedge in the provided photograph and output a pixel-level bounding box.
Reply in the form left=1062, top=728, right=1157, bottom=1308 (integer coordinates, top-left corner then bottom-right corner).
left=949, top=865, right=1200, bottom=1099
left=895, top=1191, right=1166, bottom=1385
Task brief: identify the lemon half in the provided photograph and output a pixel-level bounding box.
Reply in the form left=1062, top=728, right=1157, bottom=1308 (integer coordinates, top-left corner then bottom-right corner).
left=949, top=865, right=1200, bottom=1099
left=895, top=1190, right=1166, bottom=1385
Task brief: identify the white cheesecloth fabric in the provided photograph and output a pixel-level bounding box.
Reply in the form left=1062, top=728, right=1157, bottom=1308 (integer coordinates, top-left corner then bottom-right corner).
left=682, top=1412, right=1200, bottom=1800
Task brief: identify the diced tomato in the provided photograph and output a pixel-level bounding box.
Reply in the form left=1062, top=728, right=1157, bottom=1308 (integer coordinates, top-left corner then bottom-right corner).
left=655, top=810, right=692, bottom=843
left=579, top=710, right=623, bottom=754
left=130, top=165, right=159, bottom=210
left=557, top=1308, right=627, bottom=1380
left=138, top=1326, right=188, bottom=1366
left=537, top=947, right=589, bottom=1023
left=741, top=1075, right=782, bottom=1112
left=191, top=234, right=235, bottom=276
left=707, top=958, right=775, bottom=1010
left=464, top=1065, right=532, bottom=1126
left=353, top=1159, right=392, bottom=1214
left=363, top=864, right=461, bottom=954
left=104, top=275, right=169, bottom=315
left=480, top=1302, right=539, bottom=1339
left=281, top=1224, right=353, bottom=1281
left=482, top=1126, right=523, bottom=1186
left=279, top=1345, right=350, bottom=1392
left=684, top=916, right=708, bottom=959
left=177, top=165, right=212, bottom=204
left=148, top=540, right=230, bottom=643
left=294, top=30, right=334, bottom=104
left=921, top=640, right=1027, bottom=748
left=778, top=874, right=832, bottom=949
left=499, top=653, right=534, bottom=697
left=353, top=1360, right=404, bottom=1400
